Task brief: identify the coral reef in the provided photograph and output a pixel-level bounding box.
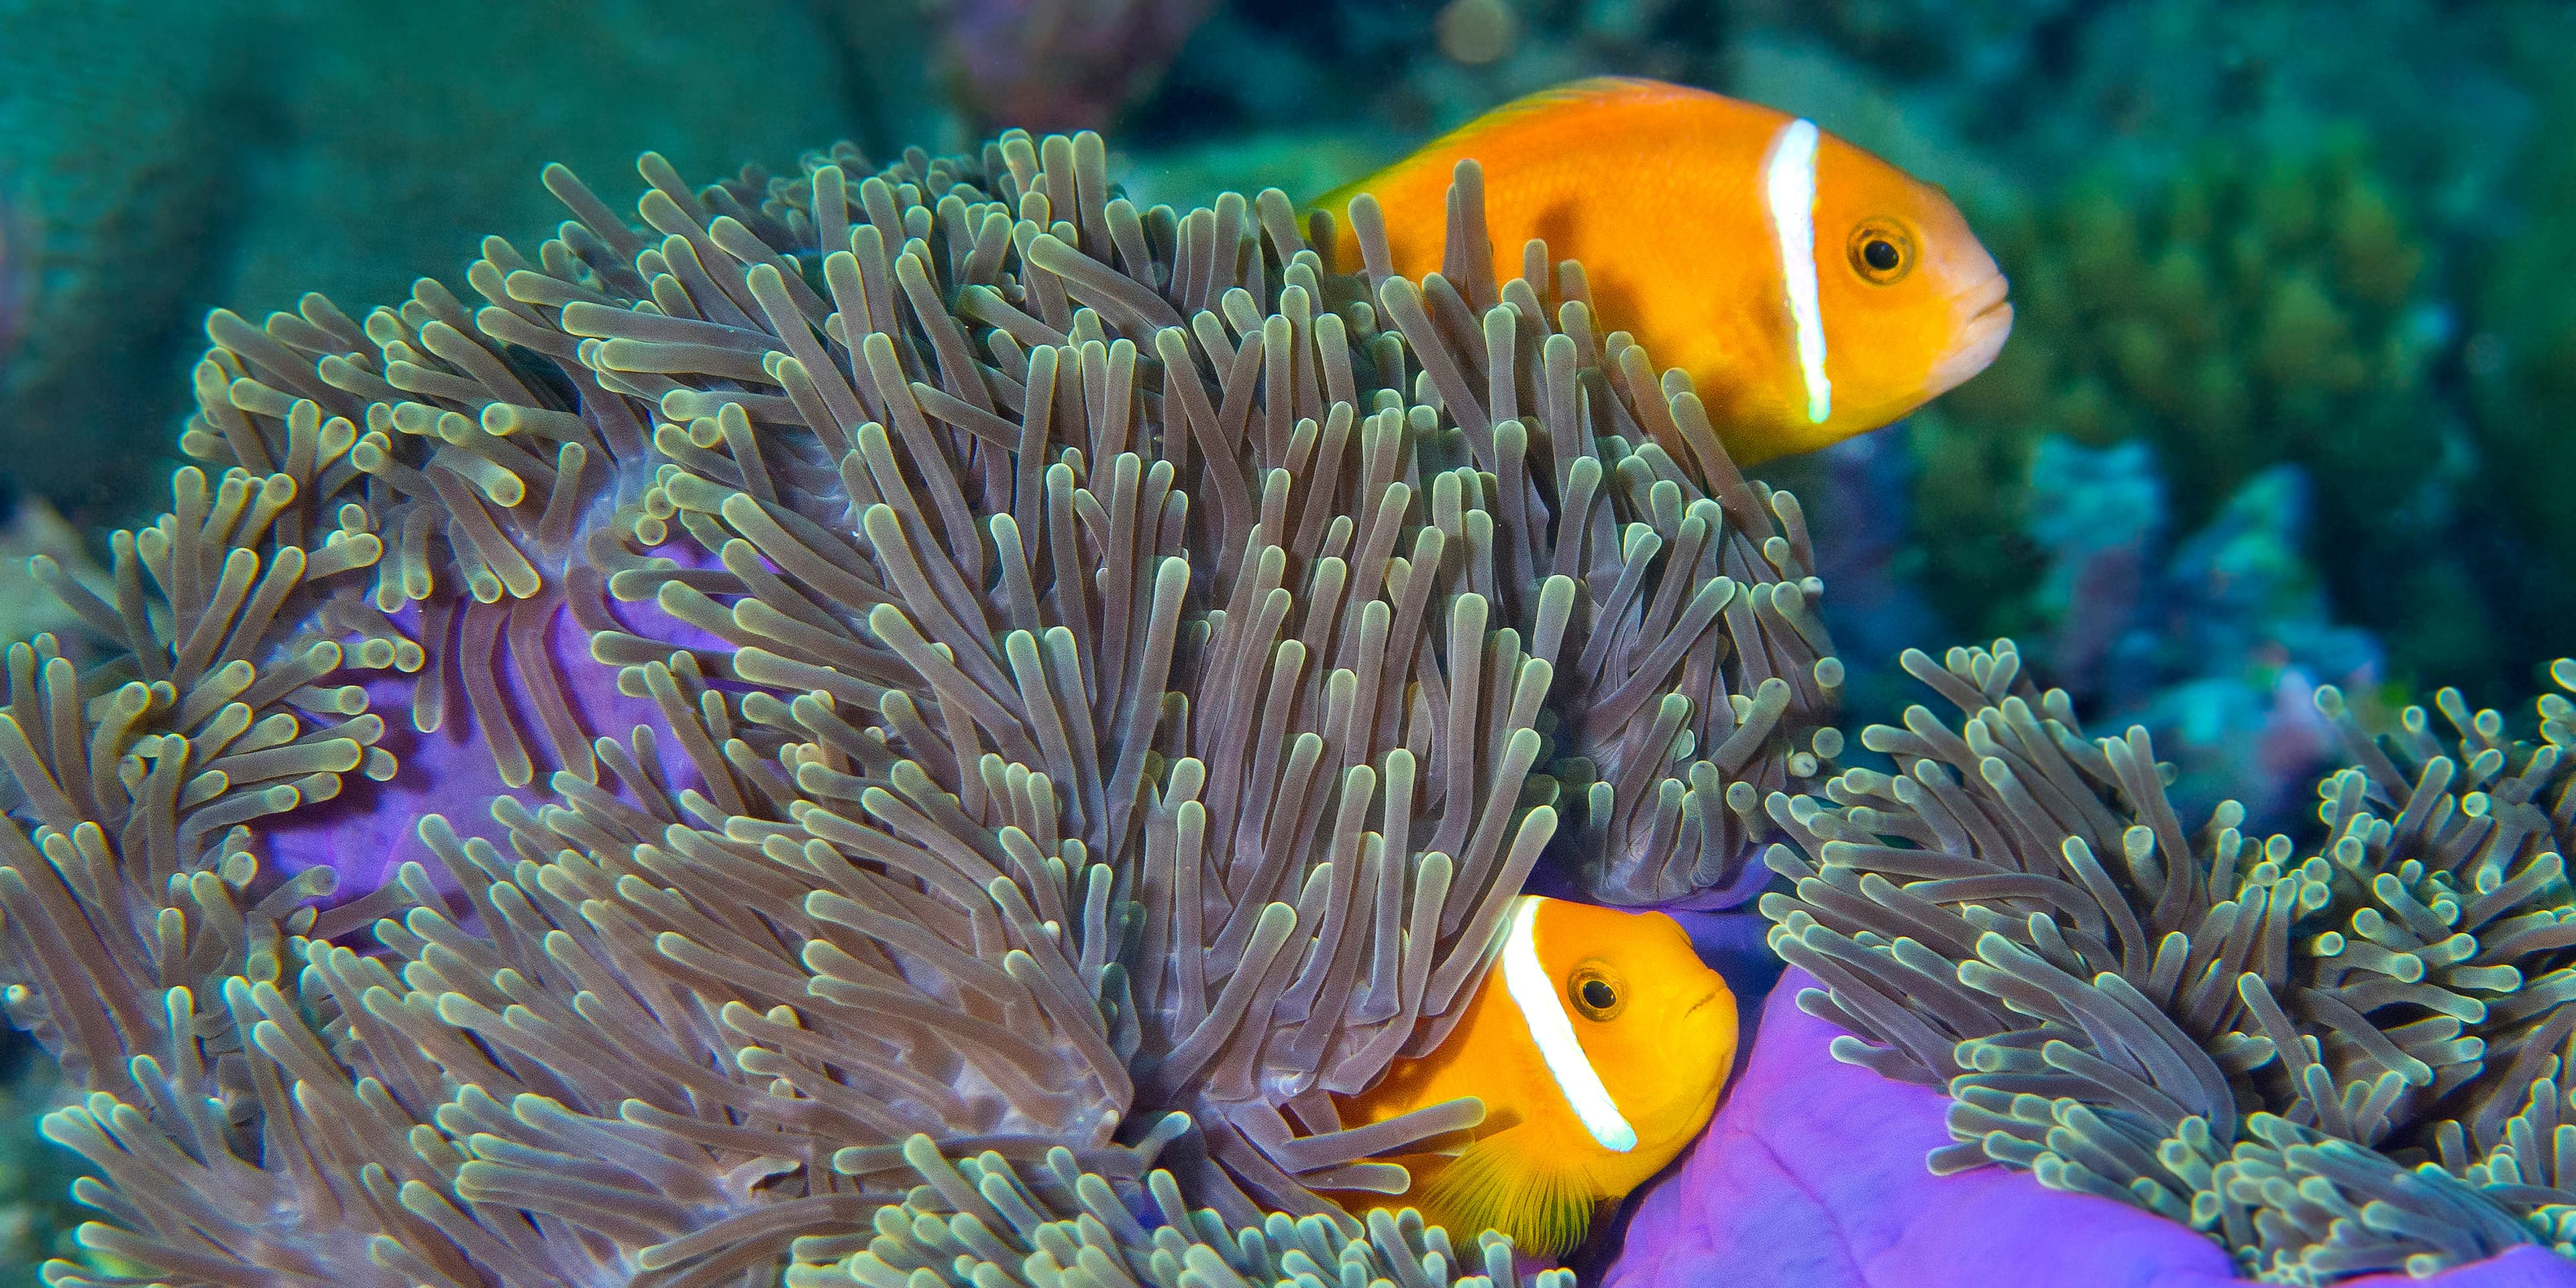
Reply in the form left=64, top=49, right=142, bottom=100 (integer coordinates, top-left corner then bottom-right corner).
left=0, top=0, right=253, bottom=517
left=2018, top=434, right=2162, bottom=707
left=0, top=119, right=1831, bottom=1283
left=2464, top=4, right=2576, bottom=724
left=1908, top=139, right=2469, bottom=688
left=1801, top=425, right=2379, bottom=837
left=2015, top=438, right=2379, bottom=831
left=2119, top=463, right=2383, bottom=830
left=1760, top=639, right=2576, bottom=1281
left=0, top=0, right=871, bottom=523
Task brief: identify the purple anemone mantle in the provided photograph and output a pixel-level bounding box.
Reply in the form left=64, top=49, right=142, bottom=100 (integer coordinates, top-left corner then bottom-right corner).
left=1614, top=969, right=2576, bottom=1288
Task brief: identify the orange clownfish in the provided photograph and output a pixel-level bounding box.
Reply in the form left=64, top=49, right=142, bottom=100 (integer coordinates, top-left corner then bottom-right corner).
left=1328, top=896, right=1737, bottom=1258
left=1316, top=76, right=2012, bottom=466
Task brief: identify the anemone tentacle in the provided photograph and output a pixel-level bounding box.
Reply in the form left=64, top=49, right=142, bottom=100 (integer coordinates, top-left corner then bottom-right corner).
left=1763, top=640, right=2576, bottom=1281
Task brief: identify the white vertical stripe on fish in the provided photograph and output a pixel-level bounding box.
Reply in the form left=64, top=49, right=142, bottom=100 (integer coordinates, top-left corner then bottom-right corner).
left=1764, top=117, right=1831, bottom=424
left=1500, top=896, right=1638, bottom=1153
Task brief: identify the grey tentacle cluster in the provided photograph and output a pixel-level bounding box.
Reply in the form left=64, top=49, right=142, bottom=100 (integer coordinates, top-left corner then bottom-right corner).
left=1765, top=642, right=2576, bottom=1281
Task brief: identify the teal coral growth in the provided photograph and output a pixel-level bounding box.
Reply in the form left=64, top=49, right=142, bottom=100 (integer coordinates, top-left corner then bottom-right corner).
left=0, top=121, right=1833, bottom=1283
left=1764, top=640, right=2576, bottom=1281
left=0, top=0, right=871, bottom=521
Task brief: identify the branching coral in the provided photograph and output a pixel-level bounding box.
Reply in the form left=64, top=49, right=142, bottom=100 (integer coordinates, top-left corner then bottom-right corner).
left=0, top=119, right=1831, bottom=1284
left=1763, top=639, right=2576, bottom=1282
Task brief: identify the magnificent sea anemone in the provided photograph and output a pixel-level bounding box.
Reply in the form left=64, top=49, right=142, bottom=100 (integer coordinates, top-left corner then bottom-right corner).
left=1727, top=642, right=2576, bottom=1284
left=0, top=126, right=1839, bottom=1285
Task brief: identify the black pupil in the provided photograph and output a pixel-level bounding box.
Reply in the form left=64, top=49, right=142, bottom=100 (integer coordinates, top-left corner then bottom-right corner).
left=1864, top=238, right=1900, bottom=271
left=1581, top=979, right=1617, bottom=1011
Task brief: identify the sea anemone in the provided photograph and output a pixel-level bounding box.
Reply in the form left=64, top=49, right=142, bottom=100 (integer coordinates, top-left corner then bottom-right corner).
left=1759, top=639, right=2576, bottom=1281
left=0, top=124, right=1833, bottom=1284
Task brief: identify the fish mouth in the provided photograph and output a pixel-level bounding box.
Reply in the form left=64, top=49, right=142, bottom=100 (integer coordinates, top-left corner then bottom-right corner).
left=1680, top=987, right=1724, bottom=1019
left=1925, top=273, right=2013, bottom=399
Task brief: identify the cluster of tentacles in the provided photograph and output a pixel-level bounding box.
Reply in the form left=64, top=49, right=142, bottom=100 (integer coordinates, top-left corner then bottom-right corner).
left=0, top=125, right=1836, bottom=1285
left=1764, top=641, right=2576, bottom=1283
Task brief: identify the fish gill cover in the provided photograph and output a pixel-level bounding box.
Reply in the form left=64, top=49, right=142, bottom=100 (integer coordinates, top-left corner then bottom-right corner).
left=0, top=125, right=1838, bottom=1284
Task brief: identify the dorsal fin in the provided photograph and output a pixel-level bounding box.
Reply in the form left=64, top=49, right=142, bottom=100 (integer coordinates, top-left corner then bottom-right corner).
left=1309, top=76, right=1707, bottom=217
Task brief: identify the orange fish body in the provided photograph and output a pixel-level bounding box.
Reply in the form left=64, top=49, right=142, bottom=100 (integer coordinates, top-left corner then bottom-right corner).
left=1316, top=78, right=2012, bottom=464
left=1327, top=896, right=1737, bottom=1258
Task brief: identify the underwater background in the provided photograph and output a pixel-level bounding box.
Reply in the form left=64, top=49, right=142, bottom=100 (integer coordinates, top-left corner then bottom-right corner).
left=0, top=0, right=2570, bottom=1282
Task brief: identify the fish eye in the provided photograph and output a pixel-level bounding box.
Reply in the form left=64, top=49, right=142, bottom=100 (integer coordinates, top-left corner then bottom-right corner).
left=1568, top=965, right=1624, bottom=1021
left=1848, top=221, right=1915, bottom=284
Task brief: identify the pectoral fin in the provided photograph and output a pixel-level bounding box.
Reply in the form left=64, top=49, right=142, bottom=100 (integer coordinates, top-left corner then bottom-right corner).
left=1412, top=1136, right=1598, bottom=1260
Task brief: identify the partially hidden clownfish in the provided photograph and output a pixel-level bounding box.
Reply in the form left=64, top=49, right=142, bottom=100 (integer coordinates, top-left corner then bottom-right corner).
left=1327, top=896, right=1737, bottom=1258
left=1313, top=76, right=2012, bottom=466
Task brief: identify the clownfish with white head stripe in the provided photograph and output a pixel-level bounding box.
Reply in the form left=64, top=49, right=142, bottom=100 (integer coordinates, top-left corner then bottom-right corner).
left=1327, top=896, right=1736, bottom=1257
left=1315, top=76, right=2012, bottom=466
